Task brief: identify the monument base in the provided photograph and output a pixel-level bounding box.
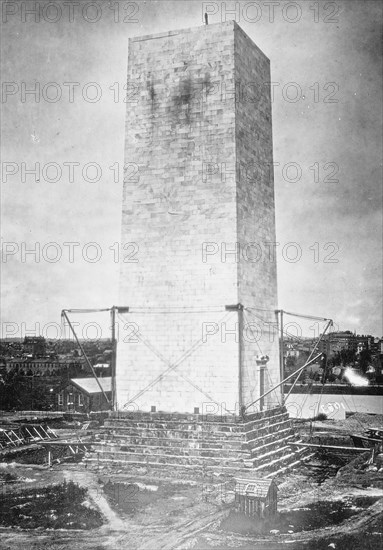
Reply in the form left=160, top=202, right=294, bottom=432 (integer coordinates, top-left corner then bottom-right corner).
left=86, top=406, right=307, bottom=476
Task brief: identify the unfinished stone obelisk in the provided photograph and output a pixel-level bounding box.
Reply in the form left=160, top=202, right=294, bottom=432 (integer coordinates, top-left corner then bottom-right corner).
left=117, top=21, right=280, bottom=414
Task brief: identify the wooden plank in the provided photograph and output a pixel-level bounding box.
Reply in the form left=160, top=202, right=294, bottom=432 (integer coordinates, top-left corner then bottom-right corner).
left=290, top=442, right=367, bottom=451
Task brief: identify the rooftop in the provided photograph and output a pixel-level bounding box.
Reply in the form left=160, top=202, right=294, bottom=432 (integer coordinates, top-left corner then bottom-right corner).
left=234, top=477, right=276, bottom=498
left=70, top=377, right=112, bottom=394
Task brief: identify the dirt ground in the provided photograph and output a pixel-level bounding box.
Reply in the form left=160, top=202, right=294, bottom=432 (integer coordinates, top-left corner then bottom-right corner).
left=0, top=413, right=382, bottom=550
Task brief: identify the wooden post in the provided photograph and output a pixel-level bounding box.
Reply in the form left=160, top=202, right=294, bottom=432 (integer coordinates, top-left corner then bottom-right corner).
left=244, top=352, right=322, bottom=412
left=238, top=304, right=244, bottom=411
left=279, top=309, right=284, bottom=404
left=111, top=306, right=117, bottom=411
left=259, top=367, right=265, bottom=411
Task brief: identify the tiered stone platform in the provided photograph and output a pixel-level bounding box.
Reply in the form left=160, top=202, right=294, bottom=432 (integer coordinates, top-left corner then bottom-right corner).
left=86, top=406, right=308, bottom=476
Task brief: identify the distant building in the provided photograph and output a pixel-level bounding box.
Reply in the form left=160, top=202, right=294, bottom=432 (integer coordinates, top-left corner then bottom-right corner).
left=23, top=336, right=46, bottom=356
left=369, top=337, right=383, bottom=357
left=319, top=332, right=358, bottom=355
left=319, top=332, right=382, bottom=358
left=284, top=342, right=300, bottom=358
left=5, top=358, right=84, bottom=377
left=57, top=377, right=112, bottom=413
left=93, top=363, right=111, bottom=373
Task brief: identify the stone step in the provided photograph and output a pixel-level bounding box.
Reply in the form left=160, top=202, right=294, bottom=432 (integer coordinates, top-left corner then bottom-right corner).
left=87, top=449, right=247, bottom=467
left=108, top=412, right=241, bottom=424
left=253, top=448, right=308, bottom=473
left=265, top=454, right=312, bottom=478
left=101, top=435, right=245, bottom=451
left=104, top=425, right=246, bottom=441
left=108, top=407, right=285, bottom=424
left=92, top=442, right=249, bottom=459
left=244, top=443, right=295, bottom=468
left=104, top=419, right=245, bottom=433
left=248, top=434, right=295, bottom=458
left=242, top=412, right=290, bottom=432
left=245, top=419, right=292, bottom=439
left=258, top=441, right=312, bottom=470
left=242, top=407, right=289, bottom=422
left=245, top=427, right=293, bottom=450
left=258, top=446, right=297, bottom=469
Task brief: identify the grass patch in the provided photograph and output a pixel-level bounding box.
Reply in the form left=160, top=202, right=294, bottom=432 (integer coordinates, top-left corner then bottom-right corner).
left=0, top=471, right=18, bottom=483
left=0, top=480, right=104, bottom=530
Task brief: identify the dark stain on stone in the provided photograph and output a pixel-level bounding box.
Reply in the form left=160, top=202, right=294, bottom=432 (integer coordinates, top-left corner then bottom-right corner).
left=176, top=76, right=193, bottom=107
left=171, top=76, right=193, bottom=125
left=146, top=73, right=155, bottom=107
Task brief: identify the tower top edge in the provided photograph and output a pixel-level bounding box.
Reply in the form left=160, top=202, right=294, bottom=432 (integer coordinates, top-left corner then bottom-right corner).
left=129, top=20, right=269, bottom=61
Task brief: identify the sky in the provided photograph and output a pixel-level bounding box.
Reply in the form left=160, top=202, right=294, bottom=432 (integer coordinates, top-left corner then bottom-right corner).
left=1, top=0, right=382, bottom=339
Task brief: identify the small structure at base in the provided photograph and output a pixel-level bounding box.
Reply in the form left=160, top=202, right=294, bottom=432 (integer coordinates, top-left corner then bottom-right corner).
left=234, top=477, right=277, bottom=519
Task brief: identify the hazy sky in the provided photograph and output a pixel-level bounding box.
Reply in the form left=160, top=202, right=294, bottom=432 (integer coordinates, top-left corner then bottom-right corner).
left=1, top=0, right=382, bottom=338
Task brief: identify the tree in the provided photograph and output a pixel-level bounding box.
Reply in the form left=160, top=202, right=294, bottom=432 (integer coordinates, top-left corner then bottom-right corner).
left=358, top=348, right=372, bottom=373
left=285, top=355, right=297, bottom=373
left=0, top=370, right=24, bottom=409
